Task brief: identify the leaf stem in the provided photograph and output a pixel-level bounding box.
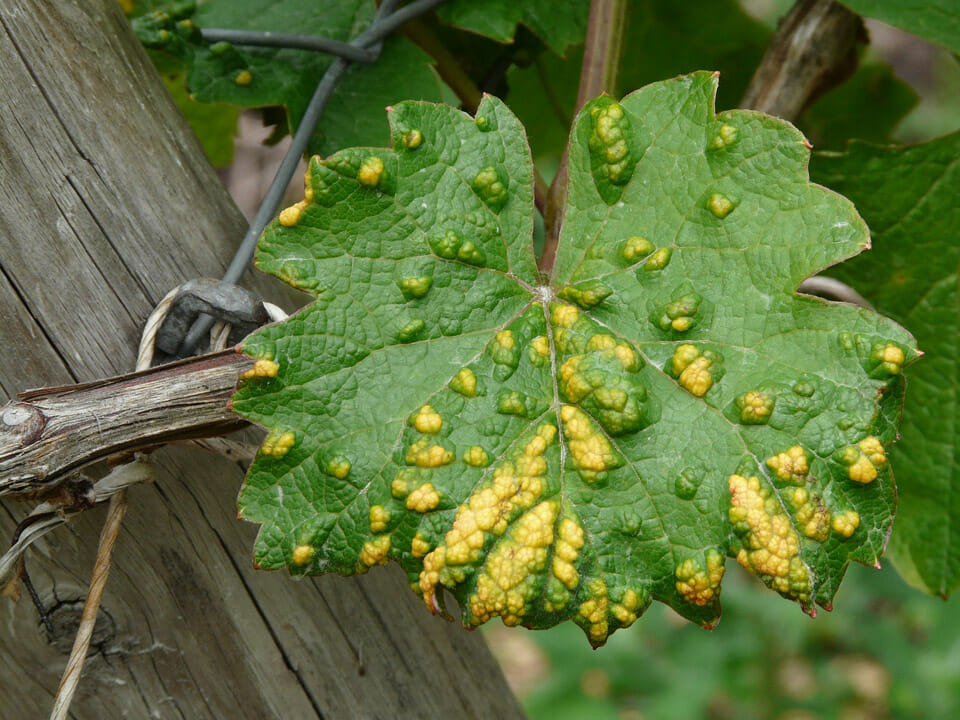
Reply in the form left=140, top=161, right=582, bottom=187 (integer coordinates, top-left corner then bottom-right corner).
left=540, top=0, right=628, bottom=278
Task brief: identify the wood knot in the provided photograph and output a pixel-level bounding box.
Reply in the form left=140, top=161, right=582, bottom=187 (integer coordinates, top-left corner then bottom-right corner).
left=43, top=597, right=117, bottom=655
left=1, top=401, right=45, bottom=448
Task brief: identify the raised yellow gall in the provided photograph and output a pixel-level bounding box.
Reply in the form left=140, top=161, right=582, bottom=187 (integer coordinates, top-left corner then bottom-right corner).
left=359, top=535, right=391, bottom=568
left=369, top=505, right=390, bottom=533
left=622, top=236, right=654, bottom=263
left=292, top=544, right=315, bottom=566
left=357, top=156, right=384, bottom=186
left=675, top=549, right=725, bottom=606
left=261, top=431, right=295, bottom=459
left=463, top=446, right=490, bottom=467
left=412, top=405, right=443, bottom=434
left=406, top=482, right=441, bottom=512
left=450, top=367, right=478, bottom=397
left=841, top=436, right=886, bottom=484
left=240, top=358, right=279, bottom=380
left=766, top=446, right=808, bottom=484
left=728, top=473, right=810, bottom=602
left=411, top=532, right=431, bottom=557
left=406, top=438, right=454, bottom=468
left=279, top=200, right=307, bottom=227
left=707, top=193, right=735, bottom=218
left=831, top=510, right=860, bottom=538
left=234, top=70, right=253, bottom=86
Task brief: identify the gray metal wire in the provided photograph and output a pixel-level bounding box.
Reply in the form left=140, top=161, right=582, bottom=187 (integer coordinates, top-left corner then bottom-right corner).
left=199, top=29, right=376, bottom=63
left=178, top=0, right=448, bottom=355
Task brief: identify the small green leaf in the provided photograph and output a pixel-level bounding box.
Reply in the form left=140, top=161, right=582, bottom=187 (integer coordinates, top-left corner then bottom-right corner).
left=133, top=0, right=446, bottom=156
left=437, top=0, right=589, bottom=55
left=839, top=0, right=960, bottom=55
left=233, top=75, right=915, bottom=646
left=813, top=132, right=960, bottom=597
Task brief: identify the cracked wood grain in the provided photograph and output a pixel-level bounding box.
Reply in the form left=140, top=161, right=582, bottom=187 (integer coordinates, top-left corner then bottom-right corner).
left=0, top=1, right=526, bottom=717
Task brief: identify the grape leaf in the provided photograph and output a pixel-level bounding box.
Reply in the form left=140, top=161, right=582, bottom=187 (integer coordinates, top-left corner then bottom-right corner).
left=812, top=133, right=960, bottom=597
left=507, top=0, right=770, bottom=165
left=133, top=1, right=446, bottom=156
left=839, top=0, right=960, bottom=55
left=799, top=63, right=917, bottom=151
left=437, top=0, right=589, bottom=55
left=231, top=73, right=916, bottom=645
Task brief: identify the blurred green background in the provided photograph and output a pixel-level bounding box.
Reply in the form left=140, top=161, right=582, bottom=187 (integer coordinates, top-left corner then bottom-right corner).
left=486, top=563, right=960, bottom=720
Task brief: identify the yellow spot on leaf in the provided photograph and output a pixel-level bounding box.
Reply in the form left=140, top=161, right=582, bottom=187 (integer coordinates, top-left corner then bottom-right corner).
left=261, top=431, right=295, bottom=459
left=359, top=535, right=391, bottom=568
left=622, top=236, right=654, bottom=263
left=403, top=129, right=423, bottom=149
left=292, top=544, right=315, bottom=566
left=551, top=303, right=580, bottom=329
left=279, top=200, right=308, bottom=227
left=873, top=342, right=905, bottom=375
left=739, top=391, right=775, bottom=424
left=531, top=335, right=550, bottom=358
left=728, top=474, right=811, bottom=602
left=450, top=367, right=477, bottom=397
left=496, top=329, right=515, bottom=350
left=326, top=457, right=351, bottom=479
left=369, top=505, right=390, bottom=533
left=675, top=549, right=725, bottom=606
left=832, top=510, right=860, bottom=538
left=411, top=532, right=431, bottom=557
left=710, top=124, right=739, bottom=149
left=463, top=446, right=490, bottom=467
left=579, top=579, right=609, bottom=642
left=419, top=425, right=557, bottom=614
left=707, top=193, right=735, bottom=218
left=670, top=344, right=719, bottom=397
left=406, top=438, right=454, bottom=468
left=469, top=501, right=559, bottom=627
left=560, top=405, right=621, bottom=482
left=841, top=436, right=886, bottom=484
left=357, top=156, right=384, bottom=186
left=234, top=70, right=252, bottom=86
left=406, top=483, right=441, bottom=512
left=412, top=405, right=443, bottom=434
left=240, top=358, right=279, bottom=380
left=766, top=446, right=808, bottom=484
left=643, top=247, right=672, bottom=271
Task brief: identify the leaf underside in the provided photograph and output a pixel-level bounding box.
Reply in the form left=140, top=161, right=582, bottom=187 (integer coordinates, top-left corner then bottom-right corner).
left=231, top=73, right=916, bottom=646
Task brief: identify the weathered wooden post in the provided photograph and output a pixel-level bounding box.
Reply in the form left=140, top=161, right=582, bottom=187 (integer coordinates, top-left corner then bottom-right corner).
left=0, top=1, right=524, bottom=716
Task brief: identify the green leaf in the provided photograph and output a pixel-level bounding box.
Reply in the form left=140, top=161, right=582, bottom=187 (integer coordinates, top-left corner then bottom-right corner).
left=232, top=74, right=916, bottom=646
left=133, top=1, right=446, bottom=156
left=812, top=133, right=960, bottom=597
left=799, top=63, right=918, bottom=151
left=839, top=0, right=960, bottom=55
left=163, top=72, right=239, bottom=167
left=437, top=0, right=589, bottom=55
left=507, top=0, right=770, bottom=165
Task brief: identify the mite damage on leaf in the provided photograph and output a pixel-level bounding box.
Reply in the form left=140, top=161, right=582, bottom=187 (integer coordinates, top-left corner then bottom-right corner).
left=231, top=74, right=917, bottom=646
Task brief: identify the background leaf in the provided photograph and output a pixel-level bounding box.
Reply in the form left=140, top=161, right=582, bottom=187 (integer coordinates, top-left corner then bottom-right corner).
left=437, top=0, right=589, bottom=55
left=231, top=74, right=915, bottom=646
left=839, top=0, right=960, bottom=55
left=812, top=132, right=960, bottom=597
left=135, top=0, right=447, bottom=155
